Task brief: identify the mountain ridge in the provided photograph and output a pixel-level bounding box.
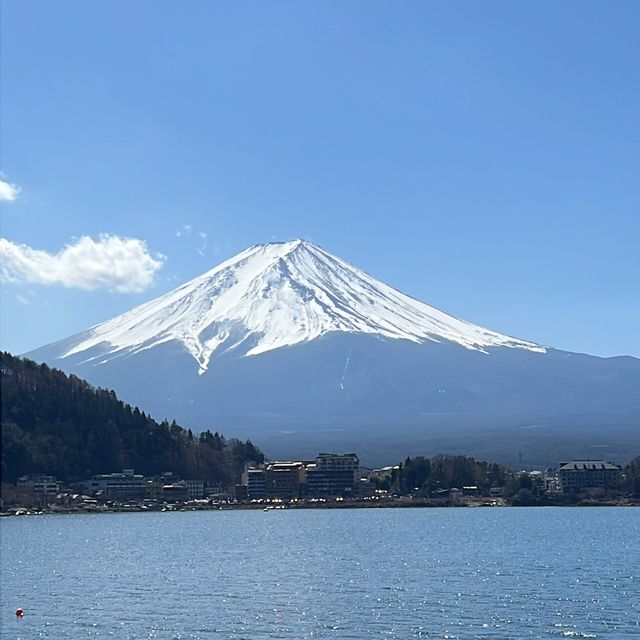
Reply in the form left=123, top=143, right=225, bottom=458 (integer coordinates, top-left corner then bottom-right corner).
left=25, top=240, right=639, bottom=467
left=49, top=239, right=545, bottom=376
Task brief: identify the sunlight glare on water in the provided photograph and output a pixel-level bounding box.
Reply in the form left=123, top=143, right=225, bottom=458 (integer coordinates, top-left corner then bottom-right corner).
left=1, top=507, right=638, bottom=639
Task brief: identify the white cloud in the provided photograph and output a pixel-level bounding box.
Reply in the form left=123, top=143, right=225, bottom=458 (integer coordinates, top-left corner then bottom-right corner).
left=176, top=224, right=192, bottom=238
left=0, top=234, right=165, bottom=293
left=0, top=177, right=21, bottom=202
left=197, top=231, right=208, bottom=256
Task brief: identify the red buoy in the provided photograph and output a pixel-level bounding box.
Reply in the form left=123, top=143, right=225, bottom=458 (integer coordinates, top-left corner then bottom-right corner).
left=16, top=608, right=24, bottom=618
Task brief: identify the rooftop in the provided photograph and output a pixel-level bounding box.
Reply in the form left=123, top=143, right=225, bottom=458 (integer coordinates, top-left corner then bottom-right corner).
left=559, top=460, right=621, bottom=471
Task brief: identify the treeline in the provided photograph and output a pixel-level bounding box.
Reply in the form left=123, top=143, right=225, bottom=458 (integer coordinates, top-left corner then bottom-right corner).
left=0, top=352, right=263, bottom=485
left=375, top=454, right=640, bottom=503
left=374, top=454, right=513, bottom=496
left=623, top=457, right=640, bottom=497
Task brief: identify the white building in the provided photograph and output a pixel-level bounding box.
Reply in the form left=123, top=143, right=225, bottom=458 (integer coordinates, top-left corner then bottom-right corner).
left=17, top=474, right=60, bottom=495
left=84, top=469, right=146, bottom=500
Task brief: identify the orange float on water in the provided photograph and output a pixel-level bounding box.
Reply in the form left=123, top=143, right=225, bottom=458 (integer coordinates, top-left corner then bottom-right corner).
left=16, top=608, right=24, bottom=618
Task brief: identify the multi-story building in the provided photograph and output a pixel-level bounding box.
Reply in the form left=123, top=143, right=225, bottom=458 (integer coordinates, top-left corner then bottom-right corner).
left=161, top=482, right=189, bottom=502
left=184, top=479, right=204, bottom=500
left=241, top=454, right=360, bottom=500
left=17, top=474, right=60, bottom=496
left=84, top=469, right=146, bottom=501
left=265, top=462, right=306, bottom=499
left=559, top=460, right=621, bottom=493
left=204, top=480, right=224, bottom=497
left=305, top=453, right=359, bottom=497
left=245, top=468, right=267, bottom=499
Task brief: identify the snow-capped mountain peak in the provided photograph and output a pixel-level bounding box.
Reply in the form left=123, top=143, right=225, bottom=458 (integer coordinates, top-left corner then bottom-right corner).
left=60, top=239, right=545, bottom=374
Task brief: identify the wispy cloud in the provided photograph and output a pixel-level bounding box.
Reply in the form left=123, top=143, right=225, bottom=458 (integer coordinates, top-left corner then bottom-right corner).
left=0, top=234, right=165, bottom=293
left=15, top=292, right=33, bottom=305
left=176, top=224, right=210, bottom=256
left=197, top=231, right=207, bottom=256
left=176, top=224, right=192, bottom=238
left=0, top=176, right=21, bottom=202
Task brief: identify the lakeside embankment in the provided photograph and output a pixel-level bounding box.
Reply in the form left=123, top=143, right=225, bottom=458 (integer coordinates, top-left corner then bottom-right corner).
left=3, top=494, right=638, bottom=517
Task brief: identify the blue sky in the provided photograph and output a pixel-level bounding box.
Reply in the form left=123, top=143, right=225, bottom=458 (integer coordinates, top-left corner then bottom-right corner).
left=1, top=1, right=638, bottom=357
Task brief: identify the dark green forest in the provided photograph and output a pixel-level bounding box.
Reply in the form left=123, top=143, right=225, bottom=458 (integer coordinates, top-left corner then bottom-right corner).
left=1, top=352, right=263, bottom=485
left=622, top=456, right=640, bottom=497
left=375, top=454, right=513, bottom=495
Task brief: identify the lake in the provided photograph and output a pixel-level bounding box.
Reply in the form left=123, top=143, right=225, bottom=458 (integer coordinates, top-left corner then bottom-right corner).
left=0, top=507, right=638, bottom=639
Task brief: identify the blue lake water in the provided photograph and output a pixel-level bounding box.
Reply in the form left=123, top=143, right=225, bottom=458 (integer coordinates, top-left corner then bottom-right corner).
left=0, top=507, right=638, bottom=639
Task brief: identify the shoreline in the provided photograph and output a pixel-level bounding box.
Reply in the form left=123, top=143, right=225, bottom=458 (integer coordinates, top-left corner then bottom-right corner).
left=2, top=496, right=638, bottom=517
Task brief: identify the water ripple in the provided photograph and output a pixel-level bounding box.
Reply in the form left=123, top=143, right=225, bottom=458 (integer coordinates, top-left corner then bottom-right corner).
left=1, top=508, right=638, bottom=639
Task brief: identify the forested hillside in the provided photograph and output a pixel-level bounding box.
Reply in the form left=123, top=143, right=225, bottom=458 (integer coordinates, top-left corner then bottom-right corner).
left=1, top=352, right=263, bottom=485
left=623, top=456, right=640, bottom=497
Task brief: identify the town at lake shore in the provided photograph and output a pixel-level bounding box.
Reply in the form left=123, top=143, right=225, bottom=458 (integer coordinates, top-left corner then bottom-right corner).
left=2, top=353, right=638, bottom=516
left=4, top=453, right=638, bottom=516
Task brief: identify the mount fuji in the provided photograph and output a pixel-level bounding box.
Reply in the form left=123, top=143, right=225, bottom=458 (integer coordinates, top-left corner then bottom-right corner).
left=27, top=240, right=640, bottom=466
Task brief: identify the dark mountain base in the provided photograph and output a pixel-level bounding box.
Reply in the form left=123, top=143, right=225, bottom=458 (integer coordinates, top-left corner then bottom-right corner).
left=29, top=333, right=640, bottom=468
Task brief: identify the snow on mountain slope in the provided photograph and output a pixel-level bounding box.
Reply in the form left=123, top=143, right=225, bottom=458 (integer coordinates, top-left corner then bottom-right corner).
left=59, top=239, right=545, bottom=374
